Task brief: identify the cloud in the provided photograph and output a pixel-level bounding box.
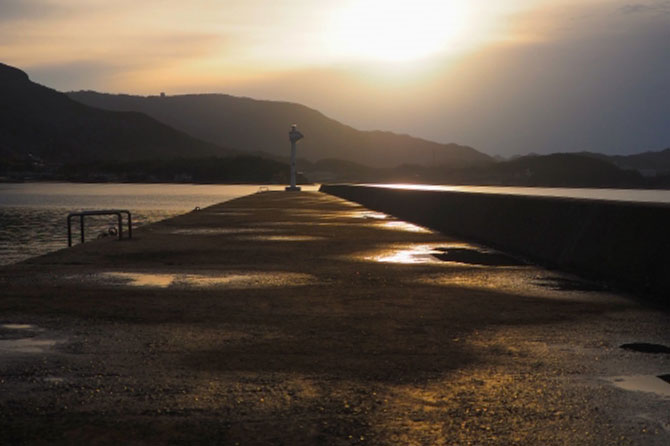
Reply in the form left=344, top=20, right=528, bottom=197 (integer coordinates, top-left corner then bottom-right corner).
left=0, top=0, right=67, bottom=22
left=20, top=31, right=228, bottom=93
left=133, top=33, right=226, bottom=61
left=620, top=1, right=670, bottom=14
left=12, top=30, right=229, bottom=91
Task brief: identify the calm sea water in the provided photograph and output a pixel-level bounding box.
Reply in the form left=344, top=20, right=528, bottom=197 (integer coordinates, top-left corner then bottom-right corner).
left=0, top=183, right=318, bottom=266
left=2, top=182, right=669, bottom=266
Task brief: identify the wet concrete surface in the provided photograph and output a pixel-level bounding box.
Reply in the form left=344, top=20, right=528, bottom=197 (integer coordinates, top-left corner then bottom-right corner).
left=0, top=191, right=669, bottom=445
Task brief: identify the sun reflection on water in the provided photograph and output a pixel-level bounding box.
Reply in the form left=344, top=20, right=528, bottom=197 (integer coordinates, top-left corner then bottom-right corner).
left=373, top=245, right=443, bottom=264
left=347, top=211, right=390, bottom=220
left=379, top=221, right=431, bottom=233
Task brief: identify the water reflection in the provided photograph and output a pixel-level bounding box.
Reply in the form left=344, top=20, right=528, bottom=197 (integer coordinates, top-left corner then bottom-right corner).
left=1, top=324, right=36, bottom=330
left=211, top=211, right=250, bottom=216
left=93, top=271, right=316, bottom=289
left=0, top=337, right=60, bottom=354
left=416, top=270, right=625, bottom=302
left=43, top=377, right=66, bottom=384
left=369, top=244, right=520, bottom=266
left=0, top=324, right=59, bottom=355
left=372, top=245, right=444, bottom=264
left=378, top=221, right=431, bottom=233
left=235, top=235, right=325, bottom=242
left=605, top=375, right=670, bottom=397
left=165, top=228, right=276, bottom=235
left=348, top=211, right=390, bottom=220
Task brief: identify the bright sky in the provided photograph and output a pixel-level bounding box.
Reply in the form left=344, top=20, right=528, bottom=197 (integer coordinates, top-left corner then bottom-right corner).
left=1, top=0, right=669, bottom=155
left=0, top=0, right=540, bottom=82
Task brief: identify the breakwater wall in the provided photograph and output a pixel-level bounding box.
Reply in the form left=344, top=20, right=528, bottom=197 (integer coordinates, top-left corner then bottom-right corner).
left=320, top=184, right=670, bottom=300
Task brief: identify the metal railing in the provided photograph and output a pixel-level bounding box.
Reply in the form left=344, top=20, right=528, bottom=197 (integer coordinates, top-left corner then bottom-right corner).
left=67, top=210, right=132, bottom=247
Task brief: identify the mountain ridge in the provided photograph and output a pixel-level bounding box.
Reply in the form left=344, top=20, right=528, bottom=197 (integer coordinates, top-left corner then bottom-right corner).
left=4, top=62, right=667, bottom=188
left=580, top=149, right=670, bottom=176
left=0, top=63, right=236, bottom=164
left=67, top=91, right=493, bottom=169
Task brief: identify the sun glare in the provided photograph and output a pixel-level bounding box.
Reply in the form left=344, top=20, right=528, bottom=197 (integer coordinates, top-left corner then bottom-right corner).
left=330, top=0, right=470, bottom=63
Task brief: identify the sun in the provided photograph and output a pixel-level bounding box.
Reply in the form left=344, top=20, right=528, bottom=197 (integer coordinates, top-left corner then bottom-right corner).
left=329, top=0, right=470, bottom=63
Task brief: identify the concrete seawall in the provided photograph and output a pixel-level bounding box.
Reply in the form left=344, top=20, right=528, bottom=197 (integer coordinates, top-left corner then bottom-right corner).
left=320, top=184, right=670, bottom=299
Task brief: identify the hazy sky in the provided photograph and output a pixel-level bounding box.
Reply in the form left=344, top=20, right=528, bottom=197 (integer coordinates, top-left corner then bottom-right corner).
left=1, top=0, right=668, bottom=156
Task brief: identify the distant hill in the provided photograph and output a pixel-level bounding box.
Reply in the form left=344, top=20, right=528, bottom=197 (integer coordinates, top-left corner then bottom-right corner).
left=581, top=149, right=670, bottom=177
left=68, top=91, right=492, bottom=169
left=299, top=153, right=646, bottom=187
left=0, top=63, right=234, bottom=164
left=472, top=153, right=644, bottom=187
left=3, top=62, right=658, bottom=188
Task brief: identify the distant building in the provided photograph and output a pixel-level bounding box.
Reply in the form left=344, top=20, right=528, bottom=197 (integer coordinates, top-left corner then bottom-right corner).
left=160, top=92, right=166, bottom=98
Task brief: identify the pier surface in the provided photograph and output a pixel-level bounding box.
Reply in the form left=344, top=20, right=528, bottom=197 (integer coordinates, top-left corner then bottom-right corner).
left=1, top=191, right=669, bottom=445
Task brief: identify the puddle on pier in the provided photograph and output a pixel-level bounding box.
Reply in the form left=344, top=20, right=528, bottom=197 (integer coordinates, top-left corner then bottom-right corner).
left=377, top=221, right=432, bottom=233
left=250, top=221, right=342, bottom=227
left=234, top=235, right=325, bottom=242
left=278, top=209, right=392, bottom=221
left=0, top=324, right=60, bottom=355
left=0, top=338, right=59, bottom=354
left=164, top=228, right=276, bottom=235
left=372, top=245, right=444, bottom=264
left=212, top=207, right=276, bottom=213
left=90, top=271, right=316, bottom=289
left=1, top=324, right=36, bottom=330
left=281, top=209, right=344, bottom=218
left=43, top=376, right=66, bottom=384
left=348, top=211, right=390, bottom=220
left=363, top=243, right=611, bottom=301
left=605, top=375, right=670, bottom=398
left=346, top=210, right=433, bottom=232
left=210, top=211, right=250, bottom=217
left=415, top=269, right=622, bottom=301
left=0, top=323, right=42, bottom=340
left=368, top=244, right=523, bottom=266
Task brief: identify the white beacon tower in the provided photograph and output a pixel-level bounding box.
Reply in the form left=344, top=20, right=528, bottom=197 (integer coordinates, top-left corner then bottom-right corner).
left=286, top=124, right=304, bottom=191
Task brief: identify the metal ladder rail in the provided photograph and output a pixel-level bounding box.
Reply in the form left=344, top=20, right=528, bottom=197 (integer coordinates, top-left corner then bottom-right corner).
left=67, top=210, right=132, bottom=247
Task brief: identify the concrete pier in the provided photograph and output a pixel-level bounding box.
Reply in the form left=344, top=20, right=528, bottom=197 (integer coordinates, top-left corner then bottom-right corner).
left=0, top=191, right=669, bottom=445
